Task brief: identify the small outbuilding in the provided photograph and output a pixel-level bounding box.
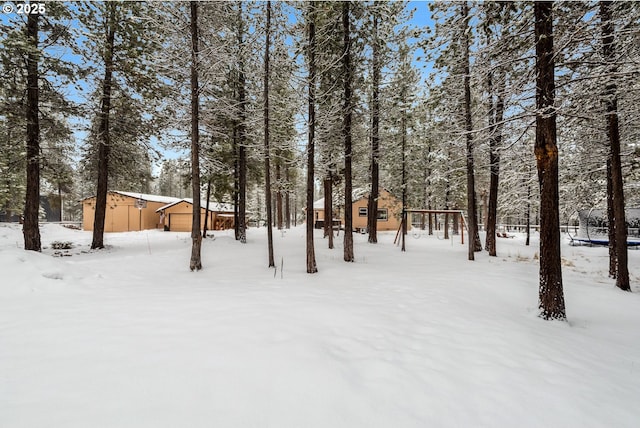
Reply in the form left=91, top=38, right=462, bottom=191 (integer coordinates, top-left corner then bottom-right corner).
left=312, top=197, right=337, bottom=229
left=82, top=191, right=180, bottom=232
left=156, top=199, right=235, bottom=232
left=351, top=188, right=403, bottom=232
left=313, top=188, right=403, bottom=233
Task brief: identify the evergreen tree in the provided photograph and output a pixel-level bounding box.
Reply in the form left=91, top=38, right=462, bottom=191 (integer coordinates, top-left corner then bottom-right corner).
left=189, top=1, right=202, bottom=271
left=76, top=2, right=167, bottom=249
left=263, top=0, right=275, bottom=268
left=367, top=3, right=382, bottom=244
left=23, top=12, right=41, bottom=251
left=535, top=1, right=566, bottom=321
left=479, top=2, right=514, bottom=256
left=1, top=3, right=76, bottom=243
left=600, top=1, right=629, bottom=291
left=342, top=1, right=355, bottom=263
left=306, top=2, right=318, bottom=274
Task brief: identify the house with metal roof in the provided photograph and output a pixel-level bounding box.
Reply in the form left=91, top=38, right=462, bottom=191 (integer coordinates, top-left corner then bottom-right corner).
left=82, top=191, right=181, bottom=232
left=156, top=198, right=235, bottom=232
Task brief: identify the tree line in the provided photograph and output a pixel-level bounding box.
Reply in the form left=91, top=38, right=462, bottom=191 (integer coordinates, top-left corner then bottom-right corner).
left=1, top=1, right=638, bottom=320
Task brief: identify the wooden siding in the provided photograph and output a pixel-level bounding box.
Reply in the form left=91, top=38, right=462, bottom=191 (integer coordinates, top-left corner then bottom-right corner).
left=82, top=192, right=166, bottom=232
left=160, top=201, right=234, bottom=232
left=351, top=189, right=402, bottom=232
left=313, top=189, right=402, bottom=232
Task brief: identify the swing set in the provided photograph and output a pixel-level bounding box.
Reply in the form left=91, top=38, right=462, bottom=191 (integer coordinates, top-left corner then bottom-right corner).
left=394, top=209, right=468, bottom=247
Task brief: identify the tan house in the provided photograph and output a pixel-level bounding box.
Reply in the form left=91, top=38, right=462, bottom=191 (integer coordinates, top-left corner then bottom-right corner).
left=82, top=191, right=180, bottom=232
left=157, top=199, right=235, bottom=232
left=313, top=188, right=403, bottom=233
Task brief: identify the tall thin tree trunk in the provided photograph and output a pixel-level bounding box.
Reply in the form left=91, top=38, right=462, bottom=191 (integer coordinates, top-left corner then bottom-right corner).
left=285, top=165, right=291, bottom=229
left=444, top=212, right=450, bottom=239
left=233, top=123, right=240, bottom=240
left=473, top=199, right=482, bottom=252
left=444, top=181, right=450, bottom=237
left=272, top=194, right=276, bottom=227
left=462, top=1, right=478, bottom=260
left=485, top=70, right=505, bottom=256
left=24, top=12, right=41, bottom=252
left=535, top=1, right=566, bottom=320
left=237, top=6, right=247, bottom=244
left=601, top=0, right=630, bottom=291
left=264, top=1, right=275, bottom=268
left=58, top=182, right=63, bottom=222
left=306, top=3, right=318, bottom=274
left=343, top=2, right=354, bottom=262
left=368, top=11, right=380, bottom=244
left=401, top=109, right=407, bottom=252
left=425, top=143, right=432, bottom=225
left=189, top=1, right=202, bottom=271
left=276, top=161, right=283, bottom=230
left=324, top=177, right=334, bottom=249
left=203, top=177, right=211, bottom=238
left=293, top=188, right=297, bottom=227
left=91, top=3, right=116, bottom=250
left=526, top=169, right=531, bottom=246
left=606, top=158, right=617, bottom=277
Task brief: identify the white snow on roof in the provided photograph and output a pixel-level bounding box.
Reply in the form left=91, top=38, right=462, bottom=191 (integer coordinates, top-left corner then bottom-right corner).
left=156, top=198, right=235, bottom=213
left=314, top=188, right=396, bottom=210
left=112, top=191, right=181, bottom=205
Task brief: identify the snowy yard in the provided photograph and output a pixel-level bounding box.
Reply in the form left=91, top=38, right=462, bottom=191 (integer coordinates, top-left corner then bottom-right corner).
left=1, top=223, right=640, bottom=427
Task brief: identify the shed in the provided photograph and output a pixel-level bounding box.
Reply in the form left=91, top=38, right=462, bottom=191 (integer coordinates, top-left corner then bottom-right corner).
left=313, top=188, right=403, bottom=233
left=82, top=191, right=180, bottom=232
left=156, top=199, right=235, bottom=232
left=351, top=188, right=402, bottom=232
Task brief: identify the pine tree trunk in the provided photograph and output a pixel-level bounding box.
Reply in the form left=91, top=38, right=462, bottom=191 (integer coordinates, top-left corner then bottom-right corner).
left=324, top=177, right=334, bottom=249
left=58, top=182, right=63, bottom=222
left=462, top=1, right=478, bottom=261
left=526, top=172, right=531, bottom=247
left=189, top=1, right=202, bottom=271
left=473, top=196, right=482, bottom=251
left=203, top=178, right=211, bottom=238
left=601, top=0, right=630, bottom=291
left=401, top=103, right=407, bottom=252
left=276, top=161, right=283, bottom=230
left=23, top=13, right=41, bottom=252
left=285, top=165, right=291, bottom=229
left=535, top=1, right=566, bottom=320
left=606, top=159, right=617, bottom=277
left=237, top=108, right=247, bottom=244
left=342, top=2, right=354, bottom=262
left=91, top=3, right=116, bottom=250
left=368, top=11, right=380, bottom=244
left=306, top=3, right=318, bottom=274
left=444, top=184, right=450, bottom=237
left=425, top=144, right=432, bottom=229
left=444, top=213, right=449, bottom=240
left=233, top=124, right=240, bottom=240
left=237, top=6, right=247, bottom=244
left=485, top=71, right=504, bottom=257
left=264, top=1, right=275, bottom=268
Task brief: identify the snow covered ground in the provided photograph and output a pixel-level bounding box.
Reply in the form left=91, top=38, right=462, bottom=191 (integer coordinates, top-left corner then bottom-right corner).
left=1, top=222, right=639, bottom=427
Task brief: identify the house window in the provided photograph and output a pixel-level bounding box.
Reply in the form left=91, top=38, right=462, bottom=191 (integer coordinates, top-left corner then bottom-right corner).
left=377, top=208, right=388, bottom=221
left=358, top=207, right=367, bottom=217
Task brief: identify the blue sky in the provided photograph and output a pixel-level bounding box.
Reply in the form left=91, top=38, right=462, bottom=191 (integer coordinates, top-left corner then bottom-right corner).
left=1, top=1, right=436, bottom=174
